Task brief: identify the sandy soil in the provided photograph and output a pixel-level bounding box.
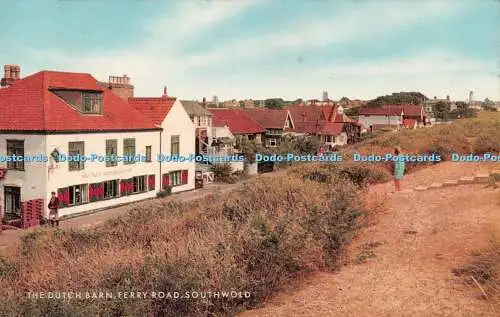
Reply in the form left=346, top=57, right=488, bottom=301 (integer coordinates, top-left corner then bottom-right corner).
left=240, top=162, right=500, bottom=317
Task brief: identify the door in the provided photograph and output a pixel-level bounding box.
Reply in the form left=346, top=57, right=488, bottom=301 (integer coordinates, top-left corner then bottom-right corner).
left=4, top=186, right=21, bottom=215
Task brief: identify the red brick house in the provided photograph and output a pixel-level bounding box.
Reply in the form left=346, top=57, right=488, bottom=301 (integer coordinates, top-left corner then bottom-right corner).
left=242, top=108, right=294, bottom=147
left=286, top=104, right=360, bottom=148
left=208, top=108, right=265, bottom=145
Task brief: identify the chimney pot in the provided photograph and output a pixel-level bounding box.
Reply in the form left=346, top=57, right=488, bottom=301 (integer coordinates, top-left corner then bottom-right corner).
left=163, top=86, right=167, bottom=97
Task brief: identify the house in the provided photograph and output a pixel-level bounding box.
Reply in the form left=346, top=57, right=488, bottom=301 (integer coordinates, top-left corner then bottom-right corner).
left=0, top=66, right=162, bottom=220
left=286, top=104, right=360, bottom=148
left=129, top=93, right=195, bottom=195
left=242, top=108, right=294, bottom=147
left=208, top=108, right=265, bottom=145
left=181, top=100, right=213, bottom=155
left=358, top=104, right=426, bottom=131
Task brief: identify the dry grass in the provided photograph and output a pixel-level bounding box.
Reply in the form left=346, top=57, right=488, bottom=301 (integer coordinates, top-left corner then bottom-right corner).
left=0, top=171, right=372, bottom=317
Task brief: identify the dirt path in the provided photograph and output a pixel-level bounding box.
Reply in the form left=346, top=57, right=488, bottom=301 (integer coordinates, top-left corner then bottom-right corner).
left=240, top=162, right=500, bottom=317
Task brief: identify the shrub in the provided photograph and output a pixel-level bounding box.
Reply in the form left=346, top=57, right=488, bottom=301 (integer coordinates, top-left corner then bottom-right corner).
left=211, top=163, right=233, bottom=182
left=156, top=186, right=172, bottom=197
left=473, top=132, right=500, bottom=154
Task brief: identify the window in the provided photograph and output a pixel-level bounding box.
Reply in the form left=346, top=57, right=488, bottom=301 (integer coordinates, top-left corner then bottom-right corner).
left=133, top=175, right=147, bottom=193
left=6, top=140, right=24, bottom=170
left=4, top=186, right=21, bottom=215
left=104, top=180, right=118, bottom=199
left=68, top=184, right=88, bottom=206
left=169, top=170, right=188, bottom=187
left=68, top=141, right=85, bottom=171
left=171, top=135, right=180, bottom=156
left=123, top=138, right=135, bottom=164
left=196, top=117, right=201, bottom=126
left=145, top=146, right=152, bottom=163
left=82, top=92, right=102, bottom=114
left=106, top=139, right=118, bottom=167
left=267, top=138, right=277, bottom=147
left=169, top=171, right=181, bottom=186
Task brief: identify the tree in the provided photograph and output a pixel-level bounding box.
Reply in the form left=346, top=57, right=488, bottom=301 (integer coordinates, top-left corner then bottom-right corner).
left=264, top=98, right=286, bottom=109
left=345, top=107, right=360, bottom=116
left=366, top=92, right=428, bottom=107
left=433, top=101, right=450, bottom=120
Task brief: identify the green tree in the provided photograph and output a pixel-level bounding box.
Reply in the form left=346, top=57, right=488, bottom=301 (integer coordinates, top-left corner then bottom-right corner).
left=264, top=98, right=286, bottom=109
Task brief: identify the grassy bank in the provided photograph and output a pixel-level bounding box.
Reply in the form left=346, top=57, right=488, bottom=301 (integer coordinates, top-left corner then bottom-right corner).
left=0, top=164, right=385, bottom=317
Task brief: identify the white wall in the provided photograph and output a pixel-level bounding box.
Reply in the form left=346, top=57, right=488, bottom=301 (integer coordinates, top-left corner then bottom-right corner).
left=212, top=125, right=234, bottom=139
left=160, top=99, right=196, bottom=194
left=46, top=130, right=161, bottom=217
left=0, top=134, right=47, bottom=216
left=358, top=115, right=402, bottom=128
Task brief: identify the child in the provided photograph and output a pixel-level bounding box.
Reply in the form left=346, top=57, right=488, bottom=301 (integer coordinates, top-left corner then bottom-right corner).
left=393, top=146, right=405, bottom=191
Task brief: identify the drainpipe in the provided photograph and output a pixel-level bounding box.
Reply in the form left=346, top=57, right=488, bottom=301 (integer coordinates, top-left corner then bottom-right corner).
left=159, top=126, right=162, bottom=191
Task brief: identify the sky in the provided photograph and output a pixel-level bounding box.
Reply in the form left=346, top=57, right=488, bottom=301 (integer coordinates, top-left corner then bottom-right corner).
left=0, top=0, right=498, bottom=101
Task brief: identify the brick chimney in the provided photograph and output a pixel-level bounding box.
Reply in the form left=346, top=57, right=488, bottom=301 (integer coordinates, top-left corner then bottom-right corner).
left=100, top=75, right=134, bottom=100
left=202, top=97, right=207, bottom=108
left=1, top=65, right=20, bottom=87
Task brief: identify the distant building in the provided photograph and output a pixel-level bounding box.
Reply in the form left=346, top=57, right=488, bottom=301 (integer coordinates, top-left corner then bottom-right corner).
left=358, top=104, right=426, bottom=131
left=286, top=104, right=361, bottom=148
left=242, top=108, right=295, bottom=147
left=322, top=91, right=329, bottom=102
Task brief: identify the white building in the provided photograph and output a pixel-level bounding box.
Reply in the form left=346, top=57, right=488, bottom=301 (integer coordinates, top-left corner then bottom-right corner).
left=0, top=67, right=195, bottom=222
left=358, top=105, right=426, bottom=131
left=129, top=96, right=196, bottom=195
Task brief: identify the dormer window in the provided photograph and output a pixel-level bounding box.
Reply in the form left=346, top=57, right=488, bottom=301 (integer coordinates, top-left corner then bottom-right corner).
left=51, top=89, right=103, bottom=114
left=83, top=92, right=102, bottom=114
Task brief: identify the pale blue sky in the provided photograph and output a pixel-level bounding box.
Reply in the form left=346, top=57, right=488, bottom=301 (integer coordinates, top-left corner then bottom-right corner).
left=0, top=0, right=498, bottom=100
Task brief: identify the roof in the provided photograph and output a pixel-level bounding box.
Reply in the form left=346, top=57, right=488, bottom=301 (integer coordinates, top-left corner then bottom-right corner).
left=0, top=70, right=158, bottom=132
left=208, top=108, right=265, bottom=134
left=359, top=104, right=424, bottom=116
left=181, top=100, right=212, bottom=117
left=317, top=122, right=345, bottom=135
left=359, top=106, right=403, bottom=116
left=129, top=97, right=176, bottom=125
left=285, top=104, right=357, bottom=135
left=243, top=108, right=290, bottom=129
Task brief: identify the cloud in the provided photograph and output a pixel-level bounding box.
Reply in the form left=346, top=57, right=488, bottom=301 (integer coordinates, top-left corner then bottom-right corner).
left=182, top=1, right=465, bottom=67
left=321, top=51, right=495, bottom=76
left=21, top=0, right=264, bottom=92
left=18, top=0, right=498, bottom=101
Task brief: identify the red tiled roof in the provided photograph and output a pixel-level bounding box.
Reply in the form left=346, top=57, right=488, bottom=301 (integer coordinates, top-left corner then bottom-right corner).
left=0, top=71, right=157, bottom=131
left=243, top=108, right=290, bottom=129
left=317, top=122, right=345, bottom=135
left=128, top=97, right=176, bottom=125
left=359, top=104, right=424, bottom=116
left=285, top=104, right=358, bottom=135
left=286, top=104, right=327, bottom=122
left=208, top=108, right=265, bottom=134
left=359, top=106, right=403, bottom=116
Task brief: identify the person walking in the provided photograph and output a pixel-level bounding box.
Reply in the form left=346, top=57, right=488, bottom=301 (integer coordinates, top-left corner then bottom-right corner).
left=47, top=191, right=60, bottom=227
left=393, top=146, right=405, bottom=192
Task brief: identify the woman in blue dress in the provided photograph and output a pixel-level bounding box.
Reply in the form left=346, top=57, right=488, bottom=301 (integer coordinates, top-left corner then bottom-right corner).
left=393, top=146, right=405, bottom=191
